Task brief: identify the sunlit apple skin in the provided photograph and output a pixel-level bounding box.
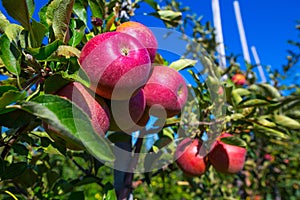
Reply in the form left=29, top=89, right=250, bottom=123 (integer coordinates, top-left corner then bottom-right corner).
left=143, top=66, right=188, bottom=118
left=232, top=73, right=246, bottom=85
left=108, top=89, right=146, bottom=133
left=175, top=138, right=209, bottom=176
left=208, top=133, right=247, bottom=174
left=79, top=31, right=151, bottom=100
left=116, top=21, right=158, bottom=62
left=44, top=82, right=110, bottom=150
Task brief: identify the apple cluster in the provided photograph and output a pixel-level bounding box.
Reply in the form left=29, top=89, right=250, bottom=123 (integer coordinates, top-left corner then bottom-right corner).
left=175, top=133, right=247, bottom=176
left=44, top=21, right=188, bottom=149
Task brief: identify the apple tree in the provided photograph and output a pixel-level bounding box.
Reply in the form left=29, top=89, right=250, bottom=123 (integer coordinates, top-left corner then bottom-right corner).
left=0, top=0, right=299, bottom=199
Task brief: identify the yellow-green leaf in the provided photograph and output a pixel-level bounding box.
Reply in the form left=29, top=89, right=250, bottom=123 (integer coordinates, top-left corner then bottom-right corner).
left=273, top=115, right=300, bottom=130
left=169, top=59, right=197, bottom=71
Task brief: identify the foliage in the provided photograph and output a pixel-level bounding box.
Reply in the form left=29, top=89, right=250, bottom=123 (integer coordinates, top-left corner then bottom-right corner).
left=0, top=0, right=299, bottom=199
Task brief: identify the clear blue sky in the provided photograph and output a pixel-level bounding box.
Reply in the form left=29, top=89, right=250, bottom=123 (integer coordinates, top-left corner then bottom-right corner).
left=0, top=0, right=299, bottom=81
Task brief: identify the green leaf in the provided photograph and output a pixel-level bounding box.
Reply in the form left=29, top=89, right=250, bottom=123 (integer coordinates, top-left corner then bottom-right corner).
left=2, top=0, right=34, bottom=30
left=45, top=0, right=75, bottom=42
left=68, top=19, right=86, bottom=47
left=27, top=40, right=63, bottom=60
left=4, top=24, right=24, bottom=44
left=53, top=179, right=73, bottom=195
left=281, top=98, right=300, bottom=112
left=73, top=1, right=87, bottom=25
left=2, top=162, right=27, bottom=180
left=160, top=128, right=174, bottom=140
left=0, top=85, right=18, bottom=96
left=273, top=115, right=300, bottom=130
left=254, top=123, right=289, bottom=139
left=39, top=3, right=48, bottom=28
left=0, top=10, right=10, bottom=34
left=144, top=0, right=160, bottom=10
left=165, top=117, right=180, bottom=126
left=68, top=191, right=84, bottom=200
left=47, top=170, right=61, bottom=189
left=0, top=90, right=26, bottom=109
left=21, top=94, right=114, bottom=162
left=30, top=19, right=48, bottom=47
left=52, top=45, right=81, bottom=58
left=0, top=34, right=21, bottom=76
left=233, top=88, right=251, bottom=96
left=71, top=175, right=99, bottom=187
left=107, top=131, right=131, bottom=143
left=228, top=113, right=245, bottom=121
left=61, top=57, right=90, bottom=88
left=44, top=74, right=70, bottom=94
left=285, top=109, right=300, bottom=119
left=153, top=136, right=172, bottom=151
left=150, top=10, right=182, bottom=28
left=88, top=0, right=105, bottom=18
left=257, top=83, right=281, bottom=99
left=231, top=89, right=243, bottom=105
left=12, top=143, right=29, bottom=156
left=0, top=158, right=5, bottom=178
left=0, top=108, right=35, bottom=128
left=40, top=137, right=52, bottom=147
left=220, top=136, right=247, bottom=148
left=103, top=182, right=117, bottom=200
left=256, top=116, right=277, bottom=128
left=169, top=59, right=197, bottom=71
left=27, top=0, right=35, bottom=17
left=238, top=99, right=270, bottom=108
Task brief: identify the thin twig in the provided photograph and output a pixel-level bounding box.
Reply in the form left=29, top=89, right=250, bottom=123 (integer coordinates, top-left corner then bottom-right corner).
left=70, top=155, right=105, bottom=188
left=1, top=124, right=29, bottom=159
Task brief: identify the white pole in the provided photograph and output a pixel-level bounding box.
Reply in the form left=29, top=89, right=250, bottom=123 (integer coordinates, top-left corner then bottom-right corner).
left=251, top=46, right=267, bottom=83
left=212, top=0, right=226, bottom=69
left=233, top=1, right=251, bottom=63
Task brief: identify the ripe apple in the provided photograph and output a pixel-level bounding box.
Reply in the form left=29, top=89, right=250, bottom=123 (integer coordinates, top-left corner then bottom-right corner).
left=108, top=89, right=146, bottom=133
left=264, top=154, right=275, bottom=162
left=79, top=31, right=152, bottom=100
left=116, top=21, right=158, bottom=62
left=44, top=82, right=110, bottom=150
left=175, top=138, right=209, bottom=176
left=208, top=133, right=247, bottom=174
left=143, top=66, right=188, bottom=118
left=232, top=73, right=246, bottom=85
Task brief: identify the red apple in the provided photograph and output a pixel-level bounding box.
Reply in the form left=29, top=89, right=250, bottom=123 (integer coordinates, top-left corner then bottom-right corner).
left=208, top=133, right=247, bottom=174
left=116, top=21, right=158, bottom=62
left=44, top=82, right=110, bottom=150
left=143, top=66, right=188, bottom=118
left=232, top=73, right=246, bottom=85
left=79, top=31, right=152, bottom=100
left=264, top=153, right=275, bottom=162
left=175, top=138, right=209, bottom=176
left=108, top=89, right=146, bottom=133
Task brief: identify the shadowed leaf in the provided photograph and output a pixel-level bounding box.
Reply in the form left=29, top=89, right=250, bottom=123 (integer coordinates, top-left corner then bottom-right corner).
left=2, top=0, right=34, bottom=30
left=21, top=94, right=114, bottom=162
